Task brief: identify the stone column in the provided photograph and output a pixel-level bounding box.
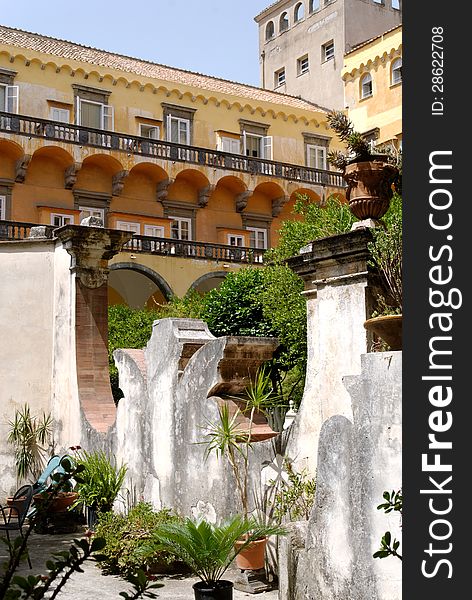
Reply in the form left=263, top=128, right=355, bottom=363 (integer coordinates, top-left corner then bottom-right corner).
left=54, top=225, right=132, bottom=433
left=285, top=228, right=382, bottom=473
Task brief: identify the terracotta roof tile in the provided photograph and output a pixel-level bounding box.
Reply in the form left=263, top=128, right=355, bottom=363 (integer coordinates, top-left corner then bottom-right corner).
left=0, top=25, right=329, bottom=113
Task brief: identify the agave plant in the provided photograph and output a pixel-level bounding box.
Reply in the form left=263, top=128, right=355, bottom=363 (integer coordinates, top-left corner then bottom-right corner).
left=149, top=515, right=285, bottom=586
left=7, top=404, right=53, bottom=483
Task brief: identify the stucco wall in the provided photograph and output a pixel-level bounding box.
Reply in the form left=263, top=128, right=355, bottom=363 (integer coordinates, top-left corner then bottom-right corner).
left=282, top=351, right=402, bottom=600
left=0, top=239, right=55, bottom=497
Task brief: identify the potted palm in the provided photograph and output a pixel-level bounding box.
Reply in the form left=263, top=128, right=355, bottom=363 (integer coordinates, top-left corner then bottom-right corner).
left=327, top=111, right=400, bottom=221
left=202, top=368, right=281, bottom=571
left=150, top=515, right=285, bottom=600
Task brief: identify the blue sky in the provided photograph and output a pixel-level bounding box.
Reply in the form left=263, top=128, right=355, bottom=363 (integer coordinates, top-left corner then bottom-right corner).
left=1, top=0, right=270, bottom=86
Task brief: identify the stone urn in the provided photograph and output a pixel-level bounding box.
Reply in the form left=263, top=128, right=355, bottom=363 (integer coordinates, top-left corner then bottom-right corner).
left=364, top=314, right=402, bottom=351
left=344, top=160, right=398, bottom=220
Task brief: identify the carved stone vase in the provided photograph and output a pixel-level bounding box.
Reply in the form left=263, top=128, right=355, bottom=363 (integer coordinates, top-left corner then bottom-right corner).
left=344, top=160, right=398, bottom=220
left=364, top=314, right=402, bottom=351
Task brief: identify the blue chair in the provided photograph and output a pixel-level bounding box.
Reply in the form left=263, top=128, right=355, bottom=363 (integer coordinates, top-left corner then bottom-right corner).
left=32, top=455, right=63, bottom=495
left=0, top=484, right=34, bottom=568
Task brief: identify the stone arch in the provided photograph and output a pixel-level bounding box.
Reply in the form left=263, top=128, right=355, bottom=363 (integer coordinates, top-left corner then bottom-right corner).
left=0, top=139, right=24, bottom=179
left=109, top=262, right=173, bottom=309
left=26, top=146, right=75, bottom=188
left=123, top=162, right=169, bottom=201
left=189, top=271, right=228, bottom=294
left=76, top=154, right=124, bottom=194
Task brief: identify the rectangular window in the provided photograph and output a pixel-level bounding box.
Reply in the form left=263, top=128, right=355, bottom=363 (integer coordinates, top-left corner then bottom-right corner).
left=51, top=213, right=74, bottom=227
left=79, top=206, right=105, bottom=225
left=170, top=216, right=192, bottom=241
left=116, top=221, right=140, bottom=234
left=0, top=195, right=5, bottom=220
left=227, top=234, right=244, bottom=247
left=373, top=0, right=384, bottom=4
left=50, top=107, right=70, bottom=123
left=274, top=68, right=286, bottom=87
left=247, top=227, right=268, bottom=250
left=219, top=136, right=241, bottom=154
left=0, top=84, right=19, bottom=113
left=242, top=133, right=273, bottom=160
left=297, top=55, right=309, bottom=75
left=76, top=98, right=114, bottom=130
left=144, top=224, right=165, bottom=237
left=307, top=144, right=327, bottom=169
left=140, top=124, right=160, bottom=139
left=167, top=116, right=190, bottom=145
left=391, top=0, right=400, bottom=8
left=323, top=41, right=335, bottom=62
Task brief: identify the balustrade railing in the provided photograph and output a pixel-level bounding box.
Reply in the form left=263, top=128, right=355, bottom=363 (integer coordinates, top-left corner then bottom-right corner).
left=0, top=111, right=346, bottom=188
left=0, top=220, right=265, bottom=264
left=0, top=220, right=55, bottom=240
left=125, top=235, right=265, bottom=263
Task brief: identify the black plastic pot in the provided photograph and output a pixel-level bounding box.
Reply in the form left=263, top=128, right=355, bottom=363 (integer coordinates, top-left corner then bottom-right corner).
left=193, top=579, right=233, bottom=600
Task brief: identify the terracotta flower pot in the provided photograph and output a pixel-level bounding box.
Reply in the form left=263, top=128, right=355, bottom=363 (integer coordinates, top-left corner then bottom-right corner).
left=364, top=314, right=402, bottom=351
left=344, top=161, right=398, bottom=220
left=33, top=491, right=78, bottom=513
left=234, top=537, right=267, bottom=570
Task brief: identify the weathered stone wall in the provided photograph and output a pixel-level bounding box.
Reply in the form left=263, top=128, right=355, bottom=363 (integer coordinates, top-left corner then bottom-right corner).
left=112, top=317, right=280, bottom=519
left=281, top=351, right=402, bottom=600
left=0, top=239, right=56, bottom=497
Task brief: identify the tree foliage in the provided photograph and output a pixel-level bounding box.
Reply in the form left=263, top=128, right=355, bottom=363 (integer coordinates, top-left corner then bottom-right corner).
left=266, top=194, right=355, bottom=262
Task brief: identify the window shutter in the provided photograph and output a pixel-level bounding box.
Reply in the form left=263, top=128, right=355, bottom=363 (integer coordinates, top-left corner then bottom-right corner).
left=242, top=131, right=247, bottom=156
left=103, top=104, right=114, bottom=131
left=6, top=85, right=19, bottom=113
left=166, top=114, right=172, bottom=142
left=262, top=136, right=273, bottom=160
left=76, top=96, right=81, bottom=125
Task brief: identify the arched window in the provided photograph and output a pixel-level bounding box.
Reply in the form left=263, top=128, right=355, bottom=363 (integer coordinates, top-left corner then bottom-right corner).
left=265, top=21, right=275, bottom=41
left=279, top=12, right=289, bottom=33
left=294, top=2, right=305, bottom=22
left=309, top=0, right=320, bottom=12
left=361, top=73, right=373, bottom=99
left=391, top=57, right=402, bottom=85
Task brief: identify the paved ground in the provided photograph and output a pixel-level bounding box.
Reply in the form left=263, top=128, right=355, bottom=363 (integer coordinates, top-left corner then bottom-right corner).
left=1, top=530, right=280, bottom=599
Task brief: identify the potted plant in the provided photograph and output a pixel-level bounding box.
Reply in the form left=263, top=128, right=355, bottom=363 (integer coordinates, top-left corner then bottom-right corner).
left=70, top=449, right=127, bottom=529
left=201, top=368, right=282, bottom=571
left=7, top=404, right=53, bottom=486
left=149, top=515, right=285, bottom=600
left=364, top=193, right=403, bottom=350
left=327, top=111, right=400, bottom=221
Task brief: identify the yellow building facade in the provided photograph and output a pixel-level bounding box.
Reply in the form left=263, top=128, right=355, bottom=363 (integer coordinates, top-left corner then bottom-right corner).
left=342, top=25, right=402, bottom=149
left=0, top=25, right=346, bottom=306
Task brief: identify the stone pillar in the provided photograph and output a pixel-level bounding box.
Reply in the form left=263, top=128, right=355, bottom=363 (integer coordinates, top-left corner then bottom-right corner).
left=285, top=228, right=382, bottom=473
left=54, top=225, right=132, bottom=433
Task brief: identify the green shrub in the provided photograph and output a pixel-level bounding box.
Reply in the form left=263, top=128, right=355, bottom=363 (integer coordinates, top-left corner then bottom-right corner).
left=271, top=460, right=316, bottom=522
left=73, top=449, right=127, bottom=513
left=94, top=502, right=184, bottom=575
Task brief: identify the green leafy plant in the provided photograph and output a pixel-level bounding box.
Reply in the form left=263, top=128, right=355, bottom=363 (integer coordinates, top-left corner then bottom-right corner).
left=0, top=459, right=161, bottom=599
left=148, top=516, right=285, bottom=587
left=270, top=460, right=316, bottom=523
left=94, top=503, right=184, bottom=576
left=202, top=367, right=284, bottom=519
left=202, top=403, right=251, bottom=518
left=71, top=449, right=127, bottom=513
left=368, top=193, right=403, bottom=315
left=373, top=489, right=402, bottom=561
left=7, top=404, right=53, bottom=483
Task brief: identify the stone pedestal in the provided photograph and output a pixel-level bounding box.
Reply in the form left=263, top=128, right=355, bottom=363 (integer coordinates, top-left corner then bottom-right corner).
left=233, top=569, right=273, bottom=594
